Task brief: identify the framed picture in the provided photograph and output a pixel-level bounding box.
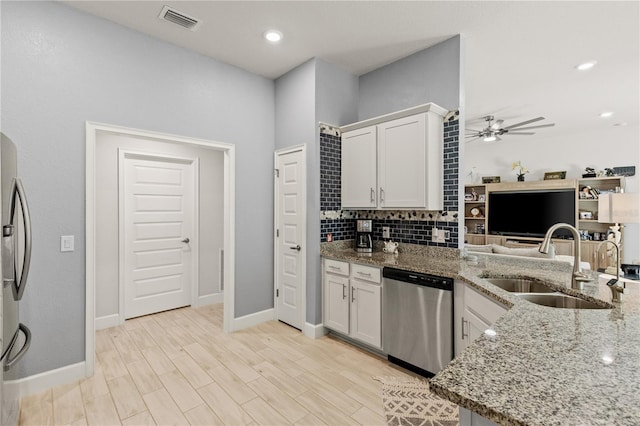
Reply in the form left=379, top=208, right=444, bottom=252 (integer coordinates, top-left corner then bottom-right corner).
left=579, top=211, right=593, bottom=220
left=482, top=176, right=501, bottom=184
left=544, top=171, right=567, bottom=180
left=478, top=194, right=486, bottom=202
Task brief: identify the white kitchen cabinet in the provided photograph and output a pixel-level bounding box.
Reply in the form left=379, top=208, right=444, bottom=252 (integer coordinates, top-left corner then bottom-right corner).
left=348, top=263, right=382, bottom=349
left=324, top=271, right=350, bottom=334
left=323, top=258, right=382, bottom=349
left=378, top=113, right=439, bottom=208
left=341, top=125, right=377, bottom=208
left=350, top=280, right=381, bottom=347
left=341, top=103, right=447, bottom=210
left=454, top=281, right=508, bottom=355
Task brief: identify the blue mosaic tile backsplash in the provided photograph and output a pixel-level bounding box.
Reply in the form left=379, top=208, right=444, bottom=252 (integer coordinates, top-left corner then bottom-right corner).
left=320, top=133, right=342, bottom=212
left=319, top=113, right=459, bottom=248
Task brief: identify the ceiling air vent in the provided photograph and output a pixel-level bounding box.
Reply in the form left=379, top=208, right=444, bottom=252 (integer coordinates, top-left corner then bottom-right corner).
left=158, top=5, right=201, bottom=31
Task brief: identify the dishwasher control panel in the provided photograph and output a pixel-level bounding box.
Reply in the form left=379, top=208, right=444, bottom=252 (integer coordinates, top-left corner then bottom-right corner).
left=382, top=267, right=453, bottom=291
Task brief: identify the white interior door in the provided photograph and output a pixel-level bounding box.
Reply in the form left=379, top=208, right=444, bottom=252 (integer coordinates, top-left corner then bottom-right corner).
left=275, top=147, right=306, bottom=330
left=121, top=152, right=196, bottom=319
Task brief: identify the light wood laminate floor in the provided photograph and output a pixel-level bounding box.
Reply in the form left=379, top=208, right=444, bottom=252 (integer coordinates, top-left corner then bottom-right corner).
left=19, top=304, right=414, bottom=425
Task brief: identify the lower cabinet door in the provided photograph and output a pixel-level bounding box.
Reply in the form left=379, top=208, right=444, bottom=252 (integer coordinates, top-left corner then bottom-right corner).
left=350, top=280, right=381, bottom=348
left=324, top=273, right=350, bottom=334
left=464, top=308, right=491, bottom=345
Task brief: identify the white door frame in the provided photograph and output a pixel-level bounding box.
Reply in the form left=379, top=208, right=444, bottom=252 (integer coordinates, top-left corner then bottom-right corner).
left=273, top=144, right=306, bottom=330
left=118, top=150, right=199, bottom=322
left=86, top=122, right=236, bottom=377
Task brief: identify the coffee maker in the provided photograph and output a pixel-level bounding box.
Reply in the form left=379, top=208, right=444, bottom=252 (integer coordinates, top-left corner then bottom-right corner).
left=355, top=219, right=373, bottom=253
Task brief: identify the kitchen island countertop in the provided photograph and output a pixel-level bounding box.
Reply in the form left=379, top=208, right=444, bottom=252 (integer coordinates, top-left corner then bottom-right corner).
left=321, top=242, right=640, bottom=426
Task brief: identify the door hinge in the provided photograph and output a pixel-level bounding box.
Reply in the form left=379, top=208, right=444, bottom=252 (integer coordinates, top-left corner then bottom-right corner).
left=276, top=289, right=279, bottom=298
left=274, top=168, right=279, bottom=178
left=276, top=229, right=279, bottom=237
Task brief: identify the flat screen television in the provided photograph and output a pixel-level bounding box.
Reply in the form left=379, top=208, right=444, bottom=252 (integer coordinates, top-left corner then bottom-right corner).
left=488, top=189, right=576, bottom=238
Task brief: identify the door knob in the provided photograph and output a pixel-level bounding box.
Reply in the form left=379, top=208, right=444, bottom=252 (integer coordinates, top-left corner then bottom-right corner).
left=181, top=238, right=190, bottom=243
left=290, top=245, right=301, bottom=251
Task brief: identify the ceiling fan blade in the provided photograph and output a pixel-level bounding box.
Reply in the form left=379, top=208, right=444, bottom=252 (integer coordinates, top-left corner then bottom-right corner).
left=509, top=123, right=555, bottom=131
left=465, top=134, right=482, bottom=138
left=502, top=117, right=545, bottom=130
left=505, top=132, right=535, bottom=135
left=465, top=128, right=484, bottom=133
left=490, top=119, right=504, bottom=130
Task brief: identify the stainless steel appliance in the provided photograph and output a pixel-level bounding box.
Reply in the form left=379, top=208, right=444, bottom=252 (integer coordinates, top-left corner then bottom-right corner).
left=0, top=133, right=32, bottom=426
left=382, top=267, right=453, bottom=377
left=355, top=219, right=373, bottom=253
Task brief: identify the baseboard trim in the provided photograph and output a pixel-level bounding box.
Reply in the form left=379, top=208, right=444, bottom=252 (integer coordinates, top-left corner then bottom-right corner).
left=231, top=308, right=274, bottom=332
left=303, top=322, right=328, bottom=339
left=13, top=361, right=86, bottom=398
left=95, top=314, right=120, bottom=330
left=197, top=292, right=223, bottom=307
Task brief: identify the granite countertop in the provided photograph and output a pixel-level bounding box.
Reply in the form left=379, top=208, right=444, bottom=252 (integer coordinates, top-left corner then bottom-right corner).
left=321, top=241, right=640, bottom=426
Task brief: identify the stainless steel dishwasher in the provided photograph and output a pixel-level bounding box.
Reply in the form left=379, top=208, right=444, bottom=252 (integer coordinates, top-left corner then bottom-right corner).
left=382, top=267, right=453, bottom=377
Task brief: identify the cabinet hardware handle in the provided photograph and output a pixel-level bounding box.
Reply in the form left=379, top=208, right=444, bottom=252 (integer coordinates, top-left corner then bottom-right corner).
left=380, top=187, right=385, bottom=203
left=328, top=265, right=340, bottom=270
left=342, top=284, right=346, bottom=300
left=357, top=271, right=372, bottom=276
left=461, top=317, right=468, bottom=339
left=370, top=187, right=375, bottom=203
left=351, top=289, right=356, bottom=302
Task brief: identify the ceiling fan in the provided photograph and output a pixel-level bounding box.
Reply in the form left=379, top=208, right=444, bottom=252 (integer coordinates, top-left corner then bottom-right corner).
left=466, top=115, right=555, bottom=142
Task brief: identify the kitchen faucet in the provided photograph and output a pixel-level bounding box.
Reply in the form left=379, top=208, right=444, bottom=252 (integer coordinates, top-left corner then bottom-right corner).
left=597, top=240, right=627, bottom=302
left=539, top=223, right=593, bottom=290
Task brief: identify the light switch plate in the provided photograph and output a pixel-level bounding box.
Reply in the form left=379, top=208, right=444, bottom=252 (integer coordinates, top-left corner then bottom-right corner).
left=61, top=235, right=74, bottom=252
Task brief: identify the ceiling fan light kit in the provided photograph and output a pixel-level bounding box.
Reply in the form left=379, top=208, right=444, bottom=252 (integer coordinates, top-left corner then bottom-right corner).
left=466, top=115, right=555, bottom=142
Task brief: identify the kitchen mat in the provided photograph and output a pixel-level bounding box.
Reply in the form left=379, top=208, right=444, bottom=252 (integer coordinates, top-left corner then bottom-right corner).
left=374, top=376, right=459, bottom=426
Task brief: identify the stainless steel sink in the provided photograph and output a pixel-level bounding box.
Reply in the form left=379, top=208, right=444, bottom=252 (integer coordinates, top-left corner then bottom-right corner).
left=517, top=293, right=612, bottom=309
left=486, top=278, right=556, bottom=293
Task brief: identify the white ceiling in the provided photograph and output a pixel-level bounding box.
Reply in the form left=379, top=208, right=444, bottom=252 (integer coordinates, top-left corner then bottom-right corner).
left=63, top=1, right=639, bottom=138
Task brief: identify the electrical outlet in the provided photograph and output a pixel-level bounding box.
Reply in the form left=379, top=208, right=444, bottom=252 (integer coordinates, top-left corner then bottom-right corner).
left=382, top=226, right=391, bottom=239
left=432, top=227, right=445, bottom=243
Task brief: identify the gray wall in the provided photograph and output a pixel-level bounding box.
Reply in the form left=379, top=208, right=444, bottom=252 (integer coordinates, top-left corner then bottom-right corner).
left=313, top=60, right=358, bottom=324
left=274, top=60, right=317, bottom=324
left=358, top=35, right=461, bottom=120
left=275, top=58, right=359, bottom=325
left=274, top=59, right=316, bottom=151
left=95, top=133, right=224, bottom=319
left=1, top=1, right=274, bottom=377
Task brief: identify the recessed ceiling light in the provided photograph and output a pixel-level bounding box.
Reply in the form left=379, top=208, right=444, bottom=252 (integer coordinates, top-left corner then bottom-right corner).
left=264, top=30, right=283, bottom=43
left=599, top=111, right=614, bottom=118
left=576, top=61, right=597, bottom=71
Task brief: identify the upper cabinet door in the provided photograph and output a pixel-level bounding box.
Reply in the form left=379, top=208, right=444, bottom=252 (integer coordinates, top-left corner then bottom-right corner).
left=378, top=114, right=427, bottom=208
left=341, top=125, right=377, bottom=209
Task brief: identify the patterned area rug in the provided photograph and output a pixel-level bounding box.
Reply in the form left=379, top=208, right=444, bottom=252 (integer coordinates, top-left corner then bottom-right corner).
left=374, top=376, right=459, bottom=426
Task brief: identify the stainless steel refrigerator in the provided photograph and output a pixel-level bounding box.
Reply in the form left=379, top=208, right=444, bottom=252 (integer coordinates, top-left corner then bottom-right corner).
left=0, top=133, right=32, bottom=426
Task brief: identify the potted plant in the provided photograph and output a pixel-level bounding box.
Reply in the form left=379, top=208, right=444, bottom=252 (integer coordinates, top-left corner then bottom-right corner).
left=512, top=161, right=529, bottom=181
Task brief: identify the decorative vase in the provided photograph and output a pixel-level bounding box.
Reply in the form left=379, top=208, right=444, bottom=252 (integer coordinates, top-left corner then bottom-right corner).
left=517, top=174, right=525, bottom=182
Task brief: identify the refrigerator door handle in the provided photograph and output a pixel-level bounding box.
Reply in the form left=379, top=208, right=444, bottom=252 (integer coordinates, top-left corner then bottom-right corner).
left=2, top=323, right=31, bottom=371
left=5, top=178, right=32, bottom=301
